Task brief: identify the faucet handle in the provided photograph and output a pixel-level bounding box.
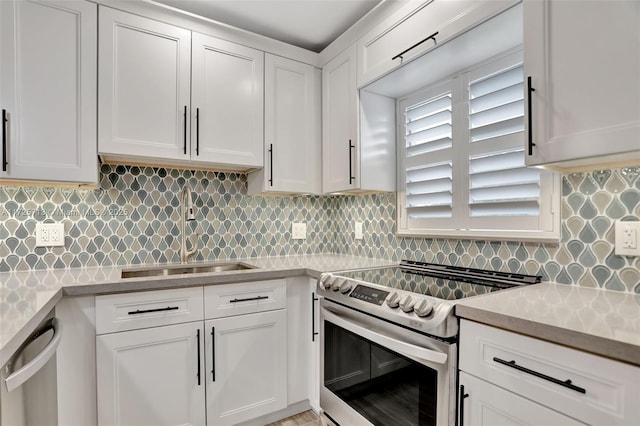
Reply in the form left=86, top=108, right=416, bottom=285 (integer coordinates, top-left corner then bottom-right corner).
left=187, top=233, right=199, bottom=258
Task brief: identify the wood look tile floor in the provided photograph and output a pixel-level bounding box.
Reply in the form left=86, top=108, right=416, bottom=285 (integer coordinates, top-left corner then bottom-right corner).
left=266, top=410, right=335, bottom=426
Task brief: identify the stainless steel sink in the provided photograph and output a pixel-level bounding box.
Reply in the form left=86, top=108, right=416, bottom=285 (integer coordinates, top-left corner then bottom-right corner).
left=121, top=262, right=257, bottom=279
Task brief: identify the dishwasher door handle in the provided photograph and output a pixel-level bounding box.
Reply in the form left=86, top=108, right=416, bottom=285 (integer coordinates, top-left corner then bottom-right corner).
left=3, top=318, right=63, bottom=392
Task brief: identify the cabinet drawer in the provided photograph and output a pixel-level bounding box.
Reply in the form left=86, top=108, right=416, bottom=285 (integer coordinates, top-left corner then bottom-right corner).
left=460, top=320, right=640, bottom=426
left=96, top=287, right=204, bottom=334
left=204, top=279, right=286, bottom=319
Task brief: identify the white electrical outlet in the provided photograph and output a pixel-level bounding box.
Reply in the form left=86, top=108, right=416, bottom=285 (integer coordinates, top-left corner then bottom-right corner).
left=355, top=221, right=363, bottom=240
left=36, top=223, right=65, bottom=247
left=615, top=221, right=640, bottom=256
left=292, top=222, right=307, bottom=240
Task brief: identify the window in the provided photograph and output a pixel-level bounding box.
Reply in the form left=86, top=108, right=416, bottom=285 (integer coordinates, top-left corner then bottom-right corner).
left=397, top=51, right=559, bottom=241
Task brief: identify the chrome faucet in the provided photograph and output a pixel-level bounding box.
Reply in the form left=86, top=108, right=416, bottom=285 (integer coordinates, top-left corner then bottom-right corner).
left=179, top=182, right=199, bottom=263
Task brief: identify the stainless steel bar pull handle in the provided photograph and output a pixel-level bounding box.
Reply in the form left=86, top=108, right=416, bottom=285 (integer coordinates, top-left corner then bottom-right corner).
left=527, top=76, right=536, bottom=155
left=493, top=357, right=586, bottom=394
left=2, top=109, right=8, bottom=172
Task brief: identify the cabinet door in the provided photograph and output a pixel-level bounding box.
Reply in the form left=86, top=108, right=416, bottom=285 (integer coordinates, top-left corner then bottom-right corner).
left=191, top=33, right=263, bottom=169
left=458, top=372, right=584, bottom=426
left=524, top=0, right=640, bottom=168
left=0, top=0, right=97, bottom=183
left=357, top=0, right=517, bottom=87
left=285, top=277, right=318, bottom=407
left=262, top=54, right=320, bottom=194
left=96, top=322, right=206, bottom=426
left=322, top=46, right=358, bottom=193
left=206, top=310, right=287, bottom=426
left=98, top=7, right=191, bottom=162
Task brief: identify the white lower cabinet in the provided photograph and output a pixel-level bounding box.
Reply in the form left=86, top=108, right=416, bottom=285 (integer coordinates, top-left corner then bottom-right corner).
left=96, top=321, right=206, bottom=426
left=205, top=310, right=287, bottom=426
left=458, top=320, right=640, bottom=426
left=458, top=372, right=583, bottom=426
left=96, top=280, right=313, bottom=426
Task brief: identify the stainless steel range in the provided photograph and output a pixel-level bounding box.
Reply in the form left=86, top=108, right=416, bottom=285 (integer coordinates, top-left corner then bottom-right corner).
left=317, top=260, right=540, bottom=426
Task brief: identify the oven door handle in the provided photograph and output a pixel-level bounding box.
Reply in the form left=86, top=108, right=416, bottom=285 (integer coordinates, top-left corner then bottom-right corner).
left=323, top=309, right=447, bottom=365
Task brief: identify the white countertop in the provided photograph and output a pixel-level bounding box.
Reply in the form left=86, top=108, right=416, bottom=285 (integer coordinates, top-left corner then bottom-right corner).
left=2, top=256, right=639, bottom=369
left=456, top=283, right=640, bottom=366
left=0, top=254, right=395, bottom=368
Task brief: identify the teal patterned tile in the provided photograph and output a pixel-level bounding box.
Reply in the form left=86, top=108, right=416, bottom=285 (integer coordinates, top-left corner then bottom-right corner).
left=1, top=165, right=639, bottom=294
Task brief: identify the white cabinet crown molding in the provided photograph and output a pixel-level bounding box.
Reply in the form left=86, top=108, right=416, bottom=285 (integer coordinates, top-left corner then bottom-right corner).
left=92, top=0, right=321, bottom=67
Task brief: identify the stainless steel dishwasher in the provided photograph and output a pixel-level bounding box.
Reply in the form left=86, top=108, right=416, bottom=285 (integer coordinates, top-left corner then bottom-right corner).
left=1, top=310, right=63, bottom=425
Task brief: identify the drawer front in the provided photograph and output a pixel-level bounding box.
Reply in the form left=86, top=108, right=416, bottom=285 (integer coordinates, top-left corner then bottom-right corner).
left=460, top=320, right=640, bottom=426
left=459, top=372, right=584, bottom=426
left=96, top=287, right=204, bottom=334
left=204, top=279, right=286, bottom=319
left=357, top=0, right=517, bottom=87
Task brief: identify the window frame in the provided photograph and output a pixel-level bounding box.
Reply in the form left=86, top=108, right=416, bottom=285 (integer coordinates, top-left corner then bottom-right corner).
left=396, top=49, right=560, bottom=243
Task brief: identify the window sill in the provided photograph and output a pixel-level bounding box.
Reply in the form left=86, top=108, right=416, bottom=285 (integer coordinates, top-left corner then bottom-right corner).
left=396, top=228, right=561, bottom=244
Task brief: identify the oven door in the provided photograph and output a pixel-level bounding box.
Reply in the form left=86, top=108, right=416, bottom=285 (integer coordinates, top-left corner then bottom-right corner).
left=320, top=300, right=456, bottom=426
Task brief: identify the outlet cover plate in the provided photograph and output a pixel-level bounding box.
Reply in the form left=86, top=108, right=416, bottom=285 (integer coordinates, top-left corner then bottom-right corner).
left=292, top=222, right=306, bottom=240
left=35, top=223, right=65, bottom=247
left=614, top=221, right=640, bottom=256
left=355, top=221, right=363, bottom=240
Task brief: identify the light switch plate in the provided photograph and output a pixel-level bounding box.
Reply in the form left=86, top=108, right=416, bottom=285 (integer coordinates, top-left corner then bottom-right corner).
left=292, top=222, right=306, bottom=240
left=355, top=221, right=363, bottom=240
left=614, top=221, right=640, bottom=256
left=36, top=223, right=65, bottom=247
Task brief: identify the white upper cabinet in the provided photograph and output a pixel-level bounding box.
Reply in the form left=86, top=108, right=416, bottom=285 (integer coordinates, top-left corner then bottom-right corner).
left=98, top=7, right=265, bottom=171
left=98, top=7, right=191, bottom=163
left=322, top=45, right=358, bottom=193
left=524, top=0, right=640, bottom=170
left=322, top=46, right=396, bottom=194
left=0, top=0, right=97, bottom=184
left=357, top=0, right=518, bottom=87
left=191, top=33, right=263, bottom=169
left=248, top=54, right=320, bottom=194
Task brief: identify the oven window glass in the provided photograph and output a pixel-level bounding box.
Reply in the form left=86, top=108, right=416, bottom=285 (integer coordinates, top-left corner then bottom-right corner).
left=324, top=321, right=438, bottom=426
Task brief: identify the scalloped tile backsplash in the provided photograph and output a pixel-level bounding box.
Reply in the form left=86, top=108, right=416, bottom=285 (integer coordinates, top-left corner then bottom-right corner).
left=0, top=164, right=638, bottom=293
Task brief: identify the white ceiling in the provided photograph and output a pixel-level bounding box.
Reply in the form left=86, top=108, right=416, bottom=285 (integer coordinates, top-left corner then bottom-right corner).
left=154, top=0, right=384, bottom=52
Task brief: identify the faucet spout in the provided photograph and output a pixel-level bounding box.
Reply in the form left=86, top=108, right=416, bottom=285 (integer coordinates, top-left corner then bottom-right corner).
left=179, top=183, right=199, bottom=263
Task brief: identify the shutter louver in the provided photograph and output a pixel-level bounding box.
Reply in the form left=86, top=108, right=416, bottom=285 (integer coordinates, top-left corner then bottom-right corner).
left=468, top=65, right=541, bottom=217
left=404, top=92, right=453, bottom=219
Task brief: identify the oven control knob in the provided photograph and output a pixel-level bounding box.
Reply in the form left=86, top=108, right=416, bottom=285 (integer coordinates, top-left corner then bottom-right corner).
left=339, top=280, right=353, bottom=294
left=319, top=275, right=332, bottom=290
left=414, top=299, right=434, bottom=317
left=331, top=278, right=344, bottom=291
left=399, top=295, right=415, bottom=313
left=386, top=292, right=401, bottom=308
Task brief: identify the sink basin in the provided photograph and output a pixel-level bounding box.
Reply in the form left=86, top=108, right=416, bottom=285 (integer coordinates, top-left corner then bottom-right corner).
left=121, top=262, right=257, bottom=279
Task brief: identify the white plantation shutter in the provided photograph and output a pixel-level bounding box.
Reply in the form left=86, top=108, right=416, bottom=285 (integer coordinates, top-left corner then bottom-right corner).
left=398, top=50, right=559, bottom=240
left=468, top=64, right=541, bottom=221
left=400, top=85, right=455, bottom=227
